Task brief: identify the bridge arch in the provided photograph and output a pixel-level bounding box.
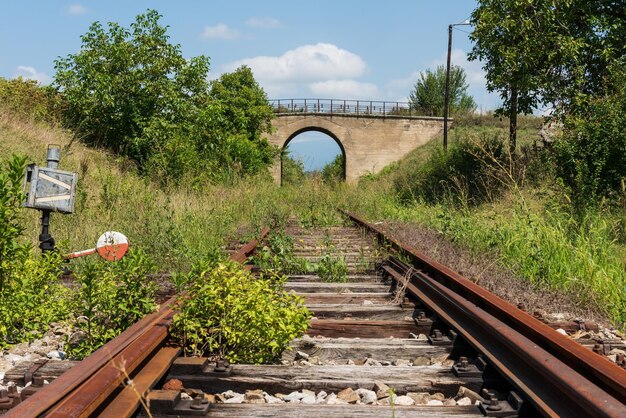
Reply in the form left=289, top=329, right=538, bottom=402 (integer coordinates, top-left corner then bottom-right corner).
left=267, top=111, right=444, bottom=184
left=281, top=127, right=346, bottom=184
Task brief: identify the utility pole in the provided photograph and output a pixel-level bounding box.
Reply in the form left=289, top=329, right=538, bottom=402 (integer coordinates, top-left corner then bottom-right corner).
left=444, top=24, right=453, bottom=151
left=444, top=21, right=472, bottom=150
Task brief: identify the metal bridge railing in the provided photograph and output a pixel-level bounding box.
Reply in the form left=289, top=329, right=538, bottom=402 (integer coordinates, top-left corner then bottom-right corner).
left=269, top=99, right=423, bottom=117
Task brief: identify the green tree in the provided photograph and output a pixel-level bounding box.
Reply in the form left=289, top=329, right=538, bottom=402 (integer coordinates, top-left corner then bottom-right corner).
left=469, top=1, right=547, bottom=154
left=321, top=154, right=345, bottom=183
left=208, top=66, right=277, bottom=177
left=408, top=65, right=476, bottom=117
left=281, top=151, right=306, bottom=185
left=54, top=10, right=277, bottom=181
left=551, top=65, right=626, bottom=211
left=469, top=0, right=625, bottom=153
left=54, top=10, right=211, bottom=168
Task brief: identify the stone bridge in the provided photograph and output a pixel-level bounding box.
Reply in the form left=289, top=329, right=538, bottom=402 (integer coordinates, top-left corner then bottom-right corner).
left=267, top=99, right=444, bottom=184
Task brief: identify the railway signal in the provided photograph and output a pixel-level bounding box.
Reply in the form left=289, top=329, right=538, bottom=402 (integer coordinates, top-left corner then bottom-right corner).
left=23, top=145, right=78, bottom=253
left=66, top=231, right=130, bottom=261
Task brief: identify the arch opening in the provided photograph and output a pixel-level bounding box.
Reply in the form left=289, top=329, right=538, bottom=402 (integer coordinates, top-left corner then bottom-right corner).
left=281, top=127, right=346, bottom=185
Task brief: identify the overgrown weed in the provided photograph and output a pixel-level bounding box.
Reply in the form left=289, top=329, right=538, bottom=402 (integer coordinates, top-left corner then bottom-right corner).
left=170, top=260, right=311, bottom=363
left=2, top=96, right=626, bottom=341
left=315, top=232, right=348, bottom=282
left=252, top=231, right=312, bottom=275
left=66, top=249, right=158, bottom=359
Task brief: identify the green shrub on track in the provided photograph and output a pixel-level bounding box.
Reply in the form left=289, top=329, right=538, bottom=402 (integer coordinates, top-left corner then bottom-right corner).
left=171, top=260, right=310, bottom=363
left=316, top=253, right=348, bottom=283
left=65, top=249, right=158, bottom=359
left=252, top=231, right=312, bottom=275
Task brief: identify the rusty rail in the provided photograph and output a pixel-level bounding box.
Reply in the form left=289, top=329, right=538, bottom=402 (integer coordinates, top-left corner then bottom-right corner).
left=4, top=295, right=177, bottom=418
left=230, top=227, right=270, bottom=263
left=6, top=229, right=269, bottom=417
left=344, top=210, right=626, bottom=417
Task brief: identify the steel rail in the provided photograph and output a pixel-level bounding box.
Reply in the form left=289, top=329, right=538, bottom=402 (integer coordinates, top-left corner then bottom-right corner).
left=4, top=295, right=178, bottom=418
left=343, top=210, right=626, bottom=416
left=7, top=229, right=269, bottom=417
left=385, top=259, right=626, bottom=417
left=230, top=227, right=270, bottom=263
left=46, top=307, right=173, bottom=418
left=97, top=346, right=181, bottom=417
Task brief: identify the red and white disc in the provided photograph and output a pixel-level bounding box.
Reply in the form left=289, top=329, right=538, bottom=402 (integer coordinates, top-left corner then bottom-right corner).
left=96, top=231, right=130, bottom=261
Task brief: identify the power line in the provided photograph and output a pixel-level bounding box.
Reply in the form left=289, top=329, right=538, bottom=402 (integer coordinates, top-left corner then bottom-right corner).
left=453, top=27, right=473, bottom=35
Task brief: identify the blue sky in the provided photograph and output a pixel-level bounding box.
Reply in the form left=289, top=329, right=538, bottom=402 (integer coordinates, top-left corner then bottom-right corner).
left=0, top=1, right=498, bottom=171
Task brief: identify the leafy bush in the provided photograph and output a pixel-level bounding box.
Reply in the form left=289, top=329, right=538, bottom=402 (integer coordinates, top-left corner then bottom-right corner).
left=316, top=253, right=348, bottom=283
left=0, top=253, right=70, bottom=348
left=314, top=232, right=348, bottom=282
left=66, top=249, right=158, bottom=358
left=0, top=155, right=69, bottom=347
left=393, top=134, right=512, bottom=206
left=0, top=77, right=65, bottom=124
left=551, top=66, right=626, bottom=212
left=54, top=9, right=276, bottom=182
left=321, top=154, right=345, bottom=183
left=170, top=261, right=310, bottom=363
left=282, top=153, right=306, bottom=185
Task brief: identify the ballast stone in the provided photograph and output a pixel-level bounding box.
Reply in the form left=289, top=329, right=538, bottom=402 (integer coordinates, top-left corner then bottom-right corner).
left=356, top=388, right=377, bottom=404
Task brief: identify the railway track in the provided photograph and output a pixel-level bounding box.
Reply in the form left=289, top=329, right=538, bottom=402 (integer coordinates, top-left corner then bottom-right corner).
left=3, top=213, right=626, bottom=417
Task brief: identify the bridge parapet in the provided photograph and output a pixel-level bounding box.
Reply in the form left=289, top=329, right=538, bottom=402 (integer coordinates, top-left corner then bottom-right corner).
left=270, top=98, right=439, bottom=119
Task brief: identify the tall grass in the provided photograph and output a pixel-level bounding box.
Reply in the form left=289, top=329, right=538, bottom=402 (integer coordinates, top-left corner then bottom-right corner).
left=358, top=125, right=626, bottom=326
left=2, top=103, right=625, bottom=327
left=0, top=109, right=352, bottom=271
left=378, top=198, right=626, bottom=324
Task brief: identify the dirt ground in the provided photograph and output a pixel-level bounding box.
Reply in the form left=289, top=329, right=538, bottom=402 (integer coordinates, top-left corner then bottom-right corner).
left=380, top=220, right=615, bottom=330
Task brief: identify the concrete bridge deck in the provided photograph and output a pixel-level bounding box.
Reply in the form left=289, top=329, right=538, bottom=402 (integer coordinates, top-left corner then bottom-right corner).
left=267, top=99, right=444, bottom=184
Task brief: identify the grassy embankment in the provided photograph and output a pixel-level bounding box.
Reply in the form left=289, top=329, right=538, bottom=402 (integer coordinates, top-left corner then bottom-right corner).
left=362, top=115, right=626, bottom=327
left=2, top=107, right=625, bottom=328
left=0, top=108, right=350, bottom=271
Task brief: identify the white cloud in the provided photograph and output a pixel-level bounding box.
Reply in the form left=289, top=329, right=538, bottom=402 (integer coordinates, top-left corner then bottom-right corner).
left=67, top=4, right=88, bottom=15
left=14, top=66, right=52, bottom=85
left=222, top=43, right=369, bottom=98
left=246, top=17, right=281, bottom=29
left=224, top=43, right=367, bottom=89
left=201, top=23, right=240, bottom=40
left=309, top=80, right=379, bottom=99
left=256, top=82, right=298, bottom=98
